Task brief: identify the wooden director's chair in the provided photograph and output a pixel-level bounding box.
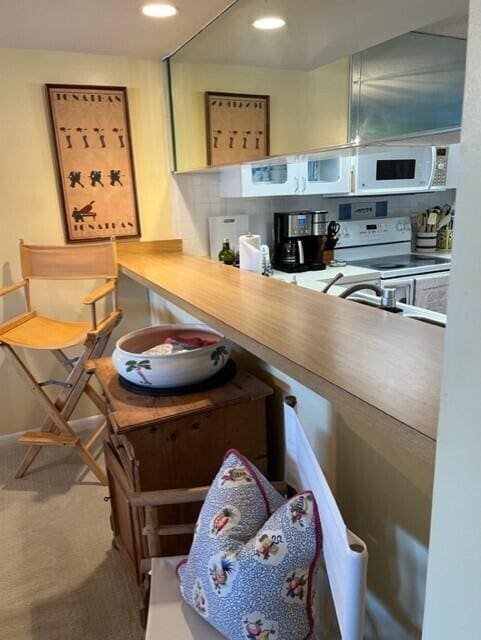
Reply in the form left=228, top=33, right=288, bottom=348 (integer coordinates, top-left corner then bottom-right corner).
left=126, top=398, right=368, bottom=640
left=129, top=480, right=288, bottom=638
left=0, top=240, right=122, bottom=485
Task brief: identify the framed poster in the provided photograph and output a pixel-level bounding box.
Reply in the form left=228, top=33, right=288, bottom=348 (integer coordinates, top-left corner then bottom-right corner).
left=205, top=91, right=270, bottom=166
left=46, top=84, right=141, bottom=242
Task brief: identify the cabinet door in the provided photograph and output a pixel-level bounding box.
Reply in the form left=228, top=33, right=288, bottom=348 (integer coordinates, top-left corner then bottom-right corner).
left=298, top=152, right=351, bottom=195
left=241, top=156, right=299, bottom=196
left=104, top=442, right=144, bottom=586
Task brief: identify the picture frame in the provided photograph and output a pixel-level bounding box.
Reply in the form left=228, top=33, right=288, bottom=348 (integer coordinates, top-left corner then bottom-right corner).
left=46, top=84, right=141, bottom=243
left=205, top=91, right=270, bottom=166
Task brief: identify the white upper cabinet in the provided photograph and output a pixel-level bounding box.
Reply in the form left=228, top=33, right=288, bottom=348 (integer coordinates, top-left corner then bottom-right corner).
left=220, top=156, right=299, bottom=198
left=297, top=152, right=351, bottom=196
left=220, top=153, right=351, bottom=198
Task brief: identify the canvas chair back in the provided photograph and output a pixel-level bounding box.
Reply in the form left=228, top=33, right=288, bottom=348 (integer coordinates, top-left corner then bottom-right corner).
left=20, top=240, right=118, bottom=280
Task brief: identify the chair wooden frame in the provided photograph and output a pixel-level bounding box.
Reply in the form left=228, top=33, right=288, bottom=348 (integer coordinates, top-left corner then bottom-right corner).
left=129, top=480, right=288, bottom=559
left=0, top=240, right=122, bottom=485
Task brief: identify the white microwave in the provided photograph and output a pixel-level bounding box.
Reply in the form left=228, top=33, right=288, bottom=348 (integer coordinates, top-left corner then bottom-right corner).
left=350, top=145, right=452, bottom=195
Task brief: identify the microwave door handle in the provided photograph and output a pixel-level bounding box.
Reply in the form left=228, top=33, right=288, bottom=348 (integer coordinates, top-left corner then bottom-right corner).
left=297, top=239, right=305, bottom=264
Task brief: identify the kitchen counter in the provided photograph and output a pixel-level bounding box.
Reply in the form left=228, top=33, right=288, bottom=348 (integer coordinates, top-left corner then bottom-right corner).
left=118, top=241, right=444, bottom=456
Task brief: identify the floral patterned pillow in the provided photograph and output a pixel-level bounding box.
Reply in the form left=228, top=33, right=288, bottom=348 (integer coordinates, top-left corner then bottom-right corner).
left=177, top=449, right=322, bottom=640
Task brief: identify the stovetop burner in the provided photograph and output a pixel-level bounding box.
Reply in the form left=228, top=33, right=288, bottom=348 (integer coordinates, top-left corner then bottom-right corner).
left=373, top=262, right=407, bottom=270
left=349, top=253, right=451, bottom=272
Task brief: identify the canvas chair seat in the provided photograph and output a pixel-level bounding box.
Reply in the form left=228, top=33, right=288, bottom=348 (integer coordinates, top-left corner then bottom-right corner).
left=0, top=313, right=90, bottom=350
left=147, top=557, right=225, bottom=640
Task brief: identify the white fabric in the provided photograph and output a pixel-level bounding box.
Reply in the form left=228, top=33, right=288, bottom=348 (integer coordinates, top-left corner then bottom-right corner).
left=284, top=404, right=367, bottom=640
left=147, top=557, right=226, bottom=639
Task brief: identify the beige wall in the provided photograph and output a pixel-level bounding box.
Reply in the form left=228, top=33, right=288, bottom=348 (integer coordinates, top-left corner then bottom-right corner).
left=171, top=58, right=350, bottom=170
left=0, top=48, right=174, bottom=436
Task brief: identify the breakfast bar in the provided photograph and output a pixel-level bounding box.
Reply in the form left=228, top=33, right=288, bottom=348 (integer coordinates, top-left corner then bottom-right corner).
left=118, top=240, right=444, bottom=461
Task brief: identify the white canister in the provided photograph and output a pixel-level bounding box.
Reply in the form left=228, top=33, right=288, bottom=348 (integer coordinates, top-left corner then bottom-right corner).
left=416, top=232, right=438, bottom=253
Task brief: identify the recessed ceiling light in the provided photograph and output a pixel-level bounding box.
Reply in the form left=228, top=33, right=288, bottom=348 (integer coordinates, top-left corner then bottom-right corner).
left=141, top=3, right=178, bottom=18
left=253, top=16, right=286, bottom=30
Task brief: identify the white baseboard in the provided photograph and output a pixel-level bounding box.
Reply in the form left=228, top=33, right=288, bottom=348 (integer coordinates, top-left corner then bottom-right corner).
left=0, top=414, right=104, bottom=447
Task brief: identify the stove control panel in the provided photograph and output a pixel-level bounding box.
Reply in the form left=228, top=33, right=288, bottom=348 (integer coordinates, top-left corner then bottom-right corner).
left=337, top=216, right=412, bottom=248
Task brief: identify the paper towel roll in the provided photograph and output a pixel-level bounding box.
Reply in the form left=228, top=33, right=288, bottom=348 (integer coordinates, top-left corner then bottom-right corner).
left=239, top=234, right=262, bottom=273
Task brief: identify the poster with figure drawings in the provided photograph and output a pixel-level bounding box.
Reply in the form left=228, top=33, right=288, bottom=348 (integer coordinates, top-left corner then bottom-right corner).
left=205, top=91, right=270, bottom=166
left=46, top=84, right=141, bottom=242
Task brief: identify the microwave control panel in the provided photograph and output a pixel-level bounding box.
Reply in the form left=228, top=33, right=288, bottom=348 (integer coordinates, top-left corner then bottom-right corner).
left=432, top=148, right=449, bottom=187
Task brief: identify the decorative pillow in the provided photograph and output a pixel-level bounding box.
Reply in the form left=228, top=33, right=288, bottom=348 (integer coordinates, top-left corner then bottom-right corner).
left=178, top=449, right=322, bottom=640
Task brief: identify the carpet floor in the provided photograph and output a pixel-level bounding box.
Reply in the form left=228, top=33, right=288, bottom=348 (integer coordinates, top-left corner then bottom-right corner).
left=0, top=434, right=144, bottom=640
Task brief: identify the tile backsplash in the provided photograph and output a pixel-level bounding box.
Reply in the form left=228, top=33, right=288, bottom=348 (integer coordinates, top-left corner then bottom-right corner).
left=173, top=172, right=455, bottom=257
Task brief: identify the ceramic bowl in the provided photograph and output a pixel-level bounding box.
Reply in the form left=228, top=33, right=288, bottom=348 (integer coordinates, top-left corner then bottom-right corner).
left=112, top=324, right=230, bottom=389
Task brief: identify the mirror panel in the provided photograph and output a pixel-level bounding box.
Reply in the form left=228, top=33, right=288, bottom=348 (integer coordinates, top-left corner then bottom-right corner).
left=170, top=57, right=350, bottom=171
left=169, top=0, right=468, bottom=172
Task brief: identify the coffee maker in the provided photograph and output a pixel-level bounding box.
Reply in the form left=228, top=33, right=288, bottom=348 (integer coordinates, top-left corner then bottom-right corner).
left=273, top=212, right=326, bottom=272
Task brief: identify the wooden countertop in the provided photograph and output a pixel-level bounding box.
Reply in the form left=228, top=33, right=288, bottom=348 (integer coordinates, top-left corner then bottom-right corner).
left=118, top=241, right=444, bottom=455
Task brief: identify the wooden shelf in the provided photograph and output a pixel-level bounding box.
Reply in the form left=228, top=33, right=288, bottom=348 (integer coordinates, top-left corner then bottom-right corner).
left=117, top=241, right=444, bottom=457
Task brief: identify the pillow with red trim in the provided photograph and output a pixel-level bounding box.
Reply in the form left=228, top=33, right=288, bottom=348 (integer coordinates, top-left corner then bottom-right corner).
left=177, top=449, right=322, bottom=640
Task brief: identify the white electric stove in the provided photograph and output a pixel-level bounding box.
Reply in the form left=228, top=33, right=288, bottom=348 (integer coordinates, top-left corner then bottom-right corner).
left=336, top=217, right=451, bottom=312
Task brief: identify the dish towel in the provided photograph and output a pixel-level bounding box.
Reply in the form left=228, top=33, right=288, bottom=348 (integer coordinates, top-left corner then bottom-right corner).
left=413, top=275, right=449, bottom=314
left=284, top=402, right=367, bottom=640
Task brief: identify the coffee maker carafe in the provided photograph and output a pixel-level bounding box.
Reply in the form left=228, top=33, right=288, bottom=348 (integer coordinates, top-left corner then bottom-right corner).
left=273, top=212, right=325, bottom=273
left=280, top=239, right=301, bottom=267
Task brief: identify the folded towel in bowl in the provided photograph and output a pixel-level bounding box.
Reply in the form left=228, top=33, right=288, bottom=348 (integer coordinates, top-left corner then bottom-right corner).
left=142, top=336, right=217, bottom=356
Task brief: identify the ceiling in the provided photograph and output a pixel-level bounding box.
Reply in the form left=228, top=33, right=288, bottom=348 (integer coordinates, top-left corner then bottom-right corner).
left=173, top=0, right=468, bottom=71
left=0, top=0, right=235, bottom=59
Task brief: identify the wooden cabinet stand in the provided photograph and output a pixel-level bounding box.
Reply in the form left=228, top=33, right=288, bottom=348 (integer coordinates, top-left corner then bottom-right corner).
left=88, top=358, right=273, bottom=592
